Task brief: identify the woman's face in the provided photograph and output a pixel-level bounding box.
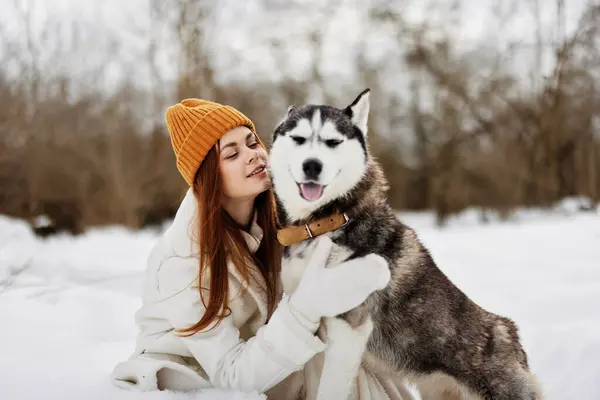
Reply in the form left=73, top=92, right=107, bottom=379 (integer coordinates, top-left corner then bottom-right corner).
left=218, top=126, right=271, bottom=201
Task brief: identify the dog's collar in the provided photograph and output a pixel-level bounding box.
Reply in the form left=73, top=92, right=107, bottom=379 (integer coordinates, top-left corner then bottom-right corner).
left=276, top=211, right=350, bottom=247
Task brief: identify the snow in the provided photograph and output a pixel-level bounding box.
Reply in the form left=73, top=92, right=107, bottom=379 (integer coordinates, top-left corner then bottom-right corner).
left=1, top=202, right=599, bottom=400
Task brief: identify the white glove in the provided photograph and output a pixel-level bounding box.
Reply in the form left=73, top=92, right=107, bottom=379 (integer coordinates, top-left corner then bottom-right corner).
left=288, top=235, right=391, bottom=325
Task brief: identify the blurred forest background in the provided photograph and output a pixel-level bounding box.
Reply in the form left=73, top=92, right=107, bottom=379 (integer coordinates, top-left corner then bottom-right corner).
left=0, top=0, right=599, bottom=235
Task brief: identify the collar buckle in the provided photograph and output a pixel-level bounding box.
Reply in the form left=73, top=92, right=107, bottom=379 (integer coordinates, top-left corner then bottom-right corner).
left=340, top=212, right=350, bottom=227
left=304, top=222, right=314, bottom=238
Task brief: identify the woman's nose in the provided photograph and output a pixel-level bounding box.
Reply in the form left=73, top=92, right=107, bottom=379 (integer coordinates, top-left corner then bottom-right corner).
left=247, top=149, right=259, bottom=164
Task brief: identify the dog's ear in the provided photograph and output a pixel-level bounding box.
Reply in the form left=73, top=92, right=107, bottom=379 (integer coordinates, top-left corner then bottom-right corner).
left=273, top=105, right=298, bottom=140
left=344, top=88, right=370, bottom=136
left=276, top=105, right=297, bottom=127
left=287, top=105, right=298, bottom=116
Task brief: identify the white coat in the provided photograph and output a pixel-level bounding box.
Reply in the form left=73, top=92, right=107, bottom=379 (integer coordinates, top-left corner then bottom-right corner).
left=111, top=188, right=414, bottom=399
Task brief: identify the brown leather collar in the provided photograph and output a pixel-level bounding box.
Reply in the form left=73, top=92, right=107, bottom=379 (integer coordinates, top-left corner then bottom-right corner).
left=276, top=211, right=350, bottom=246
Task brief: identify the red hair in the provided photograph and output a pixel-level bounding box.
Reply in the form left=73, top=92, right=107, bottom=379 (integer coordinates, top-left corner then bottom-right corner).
left=175, top=142, right=282, bottom=336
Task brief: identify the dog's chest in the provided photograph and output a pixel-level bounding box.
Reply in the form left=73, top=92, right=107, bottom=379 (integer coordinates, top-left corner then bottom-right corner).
left=281, top=235, right=353, bottom=294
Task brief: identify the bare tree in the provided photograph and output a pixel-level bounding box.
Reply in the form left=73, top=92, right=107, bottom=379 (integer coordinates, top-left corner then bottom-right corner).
left=0, top=0, right=598, bottom=233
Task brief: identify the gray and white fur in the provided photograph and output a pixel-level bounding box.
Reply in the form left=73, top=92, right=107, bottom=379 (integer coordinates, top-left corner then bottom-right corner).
left=268, top=89, right=543, bottom=400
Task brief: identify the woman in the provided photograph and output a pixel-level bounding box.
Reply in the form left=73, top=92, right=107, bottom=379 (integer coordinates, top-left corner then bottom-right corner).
left=111, top=98, right=412, bottom=399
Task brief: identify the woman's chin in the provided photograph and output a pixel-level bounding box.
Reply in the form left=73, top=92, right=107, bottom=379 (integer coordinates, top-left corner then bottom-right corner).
left=245, top=182, right=271, bottom=199
left=259, top=180, right=272, bottom=194
left=257, top=175, right=272, bottom=190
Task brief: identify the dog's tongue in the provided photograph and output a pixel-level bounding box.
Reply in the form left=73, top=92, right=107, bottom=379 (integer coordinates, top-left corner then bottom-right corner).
left=300, top=183, right=324, bottom=201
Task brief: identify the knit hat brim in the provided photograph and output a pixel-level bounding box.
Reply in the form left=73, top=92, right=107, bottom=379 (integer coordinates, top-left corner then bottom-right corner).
left=174, top=105, right=264, bottom=186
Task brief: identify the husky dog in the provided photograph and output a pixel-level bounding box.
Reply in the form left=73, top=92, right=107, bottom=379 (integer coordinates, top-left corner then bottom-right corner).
left=268, top=89, right=543, bottom=400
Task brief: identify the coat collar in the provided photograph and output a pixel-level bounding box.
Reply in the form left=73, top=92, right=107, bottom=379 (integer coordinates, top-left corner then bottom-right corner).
left=228, top=210, right=268, bottom=323
left=240, top=212, right=264, bottom=253
left=165, top=188, right=268, bottom=323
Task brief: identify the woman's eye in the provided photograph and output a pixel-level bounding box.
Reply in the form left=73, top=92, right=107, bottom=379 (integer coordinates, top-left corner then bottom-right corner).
left=291, top=136, right=306, bottom=145
left=325, top=139, right=343, bottom=148
left=249, top=141, right=259, bottom=148
left=226, top=153, right=238, bottom=159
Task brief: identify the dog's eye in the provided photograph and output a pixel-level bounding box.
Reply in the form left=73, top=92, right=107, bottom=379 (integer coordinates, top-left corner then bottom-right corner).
left=325, top=139, right=343, bottom=148
left=291, top=136, right=306, bottom=145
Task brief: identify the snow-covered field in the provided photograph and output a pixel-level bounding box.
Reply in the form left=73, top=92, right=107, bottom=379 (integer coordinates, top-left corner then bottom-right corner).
left=1, top=201, right=599, bottom=400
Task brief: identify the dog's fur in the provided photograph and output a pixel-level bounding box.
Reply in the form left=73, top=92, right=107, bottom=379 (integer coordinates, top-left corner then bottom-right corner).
left=268, top=89, right=543, bottom=400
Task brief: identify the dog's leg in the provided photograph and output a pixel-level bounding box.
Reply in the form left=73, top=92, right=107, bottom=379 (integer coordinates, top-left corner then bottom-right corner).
left=480, top=366, right=544, bottom=400
left=315, top=316, right=373, bottom=400
left=416, top=366, right=543, bottom=400
left=418, top=387, right=467, bottom=400
left=415, top=372, right=479, bottom=400
left=468, top=319, right=544, bottom=400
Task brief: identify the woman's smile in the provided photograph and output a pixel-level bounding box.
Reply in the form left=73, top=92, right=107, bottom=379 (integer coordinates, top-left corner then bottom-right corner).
left=247, top=164, right=267, bottom=178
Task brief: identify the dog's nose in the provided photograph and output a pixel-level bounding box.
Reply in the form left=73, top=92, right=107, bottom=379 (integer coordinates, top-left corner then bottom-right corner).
left=302, top=159, right=323, bottom=180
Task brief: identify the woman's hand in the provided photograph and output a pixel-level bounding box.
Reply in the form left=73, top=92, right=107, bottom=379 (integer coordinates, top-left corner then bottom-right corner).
left=288, top=235, right=391, bottom=324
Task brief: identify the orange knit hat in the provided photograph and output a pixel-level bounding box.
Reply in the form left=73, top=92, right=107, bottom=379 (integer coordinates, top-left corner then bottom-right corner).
left=165, top=98, right=265, bottom=186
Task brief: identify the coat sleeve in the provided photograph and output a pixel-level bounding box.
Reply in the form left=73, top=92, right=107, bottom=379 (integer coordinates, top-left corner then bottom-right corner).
left=156, top=255, right=326, bottom=393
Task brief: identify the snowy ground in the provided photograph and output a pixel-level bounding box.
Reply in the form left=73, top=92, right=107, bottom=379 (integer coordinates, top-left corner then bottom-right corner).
left=0, top=200, right=599, bottom=400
